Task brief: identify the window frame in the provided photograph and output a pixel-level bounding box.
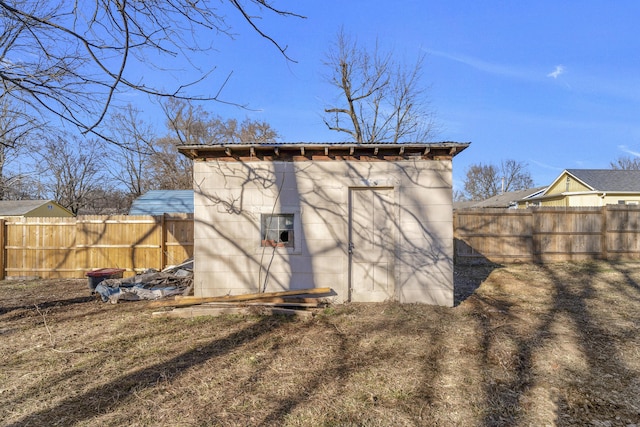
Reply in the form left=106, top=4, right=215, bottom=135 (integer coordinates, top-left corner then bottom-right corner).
left=254, top=207, right=302, bottom=255
left=261, top=213, right=295, bottom=248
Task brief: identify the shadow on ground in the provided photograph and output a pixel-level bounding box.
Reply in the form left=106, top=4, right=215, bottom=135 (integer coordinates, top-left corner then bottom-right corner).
left=454, top=261, right=500, bottom=305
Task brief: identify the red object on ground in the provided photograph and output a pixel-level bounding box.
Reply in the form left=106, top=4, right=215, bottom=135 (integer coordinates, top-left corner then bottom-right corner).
left=86, top=268, right=126, bottom=291
left=86, top=268, right=125, bottom=278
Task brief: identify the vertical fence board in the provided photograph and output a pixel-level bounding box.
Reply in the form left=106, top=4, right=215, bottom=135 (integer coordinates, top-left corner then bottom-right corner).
left=76, top=215, right=163, bottom=276
left=3, top=207, right=640, bottom=277
left=606, top=205, right=640, bottom=260
left=1, top=215, right=193, bottom=279
left=454, top=208, right=533, bottom=263
left=164, top=213, right=194, bottom=266
left=0, top=219, right=4, bottom=280
left=455, top=205, right=640, bottom=264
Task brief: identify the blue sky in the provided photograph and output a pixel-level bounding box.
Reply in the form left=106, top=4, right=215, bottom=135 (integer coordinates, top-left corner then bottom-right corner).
left=129, top=1, right=640, bottom=192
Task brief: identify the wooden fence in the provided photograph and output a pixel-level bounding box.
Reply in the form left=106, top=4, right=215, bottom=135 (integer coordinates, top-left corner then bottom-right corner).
left=0, top=214, right=193, bottom=279
left=3, top=206, right=639, bottom=279
left=454, top=205, right=640, bottom=264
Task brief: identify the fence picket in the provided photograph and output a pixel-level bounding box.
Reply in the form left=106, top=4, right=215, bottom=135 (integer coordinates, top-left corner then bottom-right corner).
left=453, top=205, right=640, bottom=263
left=1, top=214, right=193, bottom=279
left=454, top=206, right=640, bottom=264
left=3, top=207, right=639, bottom=279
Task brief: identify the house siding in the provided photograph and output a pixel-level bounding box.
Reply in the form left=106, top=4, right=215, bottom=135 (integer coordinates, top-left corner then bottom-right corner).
left=192, top=158, right=455, bottom=306
left=25, top=203, right=73, bottom=217
left=518, top=170, right=640, bottom=208
left=0, top=201, right=74, bottom=219
left=602, top=195, right=640, bottom=205
left=546, top=172, right=591, bottom=195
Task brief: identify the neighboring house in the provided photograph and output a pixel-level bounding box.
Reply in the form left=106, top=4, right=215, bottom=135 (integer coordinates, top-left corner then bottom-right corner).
left=129, top=190, right=194, bottom=215
left=519, top=169, right=640, bottom=207
left=0, top=200, right=74, bottom=219
left=454, top=187, right=546, bottom=210
left=178, top=142, right=470, bottom=307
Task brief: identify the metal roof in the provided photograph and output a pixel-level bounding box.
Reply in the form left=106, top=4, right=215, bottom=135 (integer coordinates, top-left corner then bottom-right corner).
left=566, top=169, right=640, bottom=192
left=129, top=190, right=194, bottom=215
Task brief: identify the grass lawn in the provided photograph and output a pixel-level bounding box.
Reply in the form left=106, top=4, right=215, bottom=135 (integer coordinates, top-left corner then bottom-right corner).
left=1, top=261, right=639, bottom=426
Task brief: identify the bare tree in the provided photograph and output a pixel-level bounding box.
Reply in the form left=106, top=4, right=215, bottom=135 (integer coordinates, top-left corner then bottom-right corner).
left=323, top=29, right=436, bottom=143
left=463, top=160, right=534, bottom=201
left=37, top=134, right=108, bottom=214
left=227, top=118, right=280, bottom=144
left=80, top=187, right=131, bottom=215
left=161, top=98, right=220, bottom=146
left=147, top=136, right=195, bottom=190
left=105, top=104, right=156, bottom=199
left=0, top=1, right=303, bottom=137
left=610, top=156, right=640, bottom=170
left=0, top=96, right=38, bottom=199
left=150, top=99, right=280, bottom=189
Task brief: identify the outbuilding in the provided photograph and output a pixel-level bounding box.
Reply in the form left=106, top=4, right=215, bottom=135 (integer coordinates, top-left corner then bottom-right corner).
left=178, top=142, right=469, bottom=306
left=129, top=190, right=194, bottom=215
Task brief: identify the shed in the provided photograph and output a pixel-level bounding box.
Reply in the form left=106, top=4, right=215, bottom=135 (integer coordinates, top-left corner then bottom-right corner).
left=178, top=142, right=470, bottom=307
left=0, top=200, right=73, bottom=219
left=129, top=190, right=194, bottom=215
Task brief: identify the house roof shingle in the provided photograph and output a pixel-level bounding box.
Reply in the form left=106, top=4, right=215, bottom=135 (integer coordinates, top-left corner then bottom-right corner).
left=0, top=200, right=60, bottom=216
left=567, top=169, right=640, bottom=192
left=454, top=187, right=546, bottom=209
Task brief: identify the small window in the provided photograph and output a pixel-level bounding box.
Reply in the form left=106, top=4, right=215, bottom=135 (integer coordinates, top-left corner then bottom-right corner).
left=618, top=200, right=626, bottom=205
left=261, top=214, right=294, bottom=248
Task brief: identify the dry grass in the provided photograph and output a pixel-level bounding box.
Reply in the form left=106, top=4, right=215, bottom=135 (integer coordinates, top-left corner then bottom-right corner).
left=1, top=262, right=639, bottom=426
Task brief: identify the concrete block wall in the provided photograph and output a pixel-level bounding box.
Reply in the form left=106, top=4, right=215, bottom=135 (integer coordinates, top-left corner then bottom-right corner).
left=192, top=158, right=454, bottom=306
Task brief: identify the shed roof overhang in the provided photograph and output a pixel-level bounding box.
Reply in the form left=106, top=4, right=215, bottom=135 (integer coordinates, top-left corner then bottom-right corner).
left=178, top=142, right=470, bottom=161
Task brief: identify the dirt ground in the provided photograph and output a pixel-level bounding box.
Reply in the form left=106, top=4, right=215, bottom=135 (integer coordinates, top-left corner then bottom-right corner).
left=1, top=262, right=639, bottom=426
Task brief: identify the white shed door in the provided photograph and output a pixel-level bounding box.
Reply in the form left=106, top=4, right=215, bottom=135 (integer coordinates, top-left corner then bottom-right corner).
left=349, top=188, right=395, bottom=302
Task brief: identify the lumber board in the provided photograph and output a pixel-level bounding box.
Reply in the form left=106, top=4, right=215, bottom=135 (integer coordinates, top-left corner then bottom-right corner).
left=175, top=296, right=320, bottom=304
left=149, top=287, right=331, bottom=308
left=203, top=302, right=320, bottom=308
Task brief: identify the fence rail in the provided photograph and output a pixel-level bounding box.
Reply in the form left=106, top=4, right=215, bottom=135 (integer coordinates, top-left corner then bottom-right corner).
left=3, top=207, right=639, bottom=279
left=1, top=214, right=193, bottom=279
left=454, top=205, right=640, bottom=264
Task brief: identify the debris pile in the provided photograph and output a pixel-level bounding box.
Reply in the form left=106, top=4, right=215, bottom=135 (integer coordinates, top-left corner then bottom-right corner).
left=150, top=287, right=333, bottom=319
left=94, top=259, right=193, bottom=304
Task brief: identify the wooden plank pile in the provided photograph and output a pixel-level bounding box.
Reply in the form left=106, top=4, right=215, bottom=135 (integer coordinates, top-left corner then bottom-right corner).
left=150, top=287, right=332, bottom=319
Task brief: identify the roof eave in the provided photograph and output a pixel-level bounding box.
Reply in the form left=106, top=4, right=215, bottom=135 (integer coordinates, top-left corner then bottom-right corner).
left=177, top=141, right=471, bottom=160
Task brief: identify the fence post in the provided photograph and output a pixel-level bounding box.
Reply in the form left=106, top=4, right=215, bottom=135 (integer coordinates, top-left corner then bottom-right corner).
left=160, top=214, right=167, bottom=271
left=0, top=219, right=4, bottom=280
left=601, top=205, right=608, bottom=260
left=452, top=210, right=457, bottom=262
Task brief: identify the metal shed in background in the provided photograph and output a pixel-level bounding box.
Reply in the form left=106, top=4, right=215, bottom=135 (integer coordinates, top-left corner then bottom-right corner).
left=129, top=190, right=194, bottom=215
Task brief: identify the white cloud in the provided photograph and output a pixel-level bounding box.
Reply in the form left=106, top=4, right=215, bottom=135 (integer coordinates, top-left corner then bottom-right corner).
left=547, top=65, right=565, bottom=79
left=424, top=48, right=533, bottom=79
left=618, top=145, right=640, bottom=157
left=530, top=159, right=564, bottom=171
